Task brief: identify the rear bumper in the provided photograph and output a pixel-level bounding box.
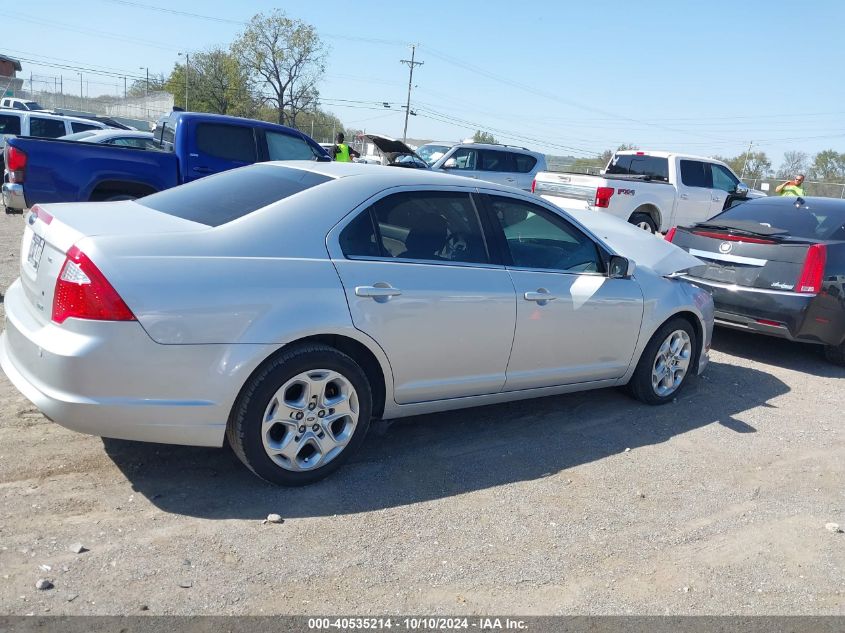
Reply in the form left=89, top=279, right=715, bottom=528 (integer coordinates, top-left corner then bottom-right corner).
left=687, top=276, right=844, bottom=346
left=2, top=183, right=26, bottom=211
left=0, top=279, right=271, bottom=447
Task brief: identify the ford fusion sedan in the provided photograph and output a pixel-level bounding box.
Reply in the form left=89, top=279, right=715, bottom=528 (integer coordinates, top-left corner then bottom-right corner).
left=667, top=196, right=845, bottom=364
left=1, top=162, right=713, bottom=485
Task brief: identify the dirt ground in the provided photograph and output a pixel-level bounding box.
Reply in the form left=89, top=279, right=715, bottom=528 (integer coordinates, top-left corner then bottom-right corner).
left=0, top=210, right=843, bottom=615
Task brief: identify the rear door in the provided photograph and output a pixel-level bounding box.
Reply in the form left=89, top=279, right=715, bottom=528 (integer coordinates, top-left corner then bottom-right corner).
left=675, top=159, right=715, bottom=227
left=481, top=193, right=644, bottom=389
left=327, top=187, right=516, bottom=404
left=477, top=149, right=516, bottom=187
left=27, top=117, right=67, bottom=139
left=510, top=152, right=539, bottom=190
left=185, top=121, right=258, bottom=181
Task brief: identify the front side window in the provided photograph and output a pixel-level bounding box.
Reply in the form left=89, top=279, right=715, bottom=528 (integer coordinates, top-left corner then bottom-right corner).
left=29, top=117, right=67, bottom=138
left=488, top=196, right=603, bottom=273
left=680, top=160, right=711, bottom=188
left=711, top=163, right=739, bottom=192
left=448, top=148, right=478, bottom=170
left=341, top=191, right=490, bottom=265
left=266, top=131, right=318, bottom=160
left=195, top=123, right=257, bottom=162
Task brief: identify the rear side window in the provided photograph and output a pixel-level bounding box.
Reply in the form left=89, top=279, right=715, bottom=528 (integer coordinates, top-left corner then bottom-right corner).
left=71, top=122, right=102, bottom=133
left=29, top=117, right=67, bottom=138
left=266, top=131, right=318, bottom=160
left=606, top=154, right=669, bottom=181
left=137, top=164, right=331, bottom=227
left=680, top=160, right=711, bottom=188
left=196, top=123, right=257, bottom=162
left=0, top=114, right=21, bottom=135
left=478, top=150, right=513, bottom=172
left=512, top=153, right=538, bottom=173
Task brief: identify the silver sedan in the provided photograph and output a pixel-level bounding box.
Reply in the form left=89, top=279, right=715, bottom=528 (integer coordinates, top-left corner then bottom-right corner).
left=1, top=162, right=713, bottom=485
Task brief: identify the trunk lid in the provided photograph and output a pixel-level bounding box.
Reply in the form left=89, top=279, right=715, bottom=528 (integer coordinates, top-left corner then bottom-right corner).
left=18, top=201, right=206, bottom=325
left=671, top=225, right=817, bottom=292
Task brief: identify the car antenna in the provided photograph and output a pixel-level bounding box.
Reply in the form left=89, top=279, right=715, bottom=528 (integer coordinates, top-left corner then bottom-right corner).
left=795, top=196, right=805, bottom=207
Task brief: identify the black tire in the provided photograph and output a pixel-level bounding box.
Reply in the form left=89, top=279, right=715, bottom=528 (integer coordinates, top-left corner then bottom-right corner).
left=626, top=317, right=697, bottom=405
left=824, top=342, right=845, bottom=365
left=629, top=211, right=657, bottom=233
left=226, top=343, right=373, bottom=486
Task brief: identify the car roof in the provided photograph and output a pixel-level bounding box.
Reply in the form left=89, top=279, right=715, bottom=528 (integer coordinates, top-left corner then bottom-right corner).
left=448, top=142, right=540, bottom=155
left=0, top=108, right=107, bottom=126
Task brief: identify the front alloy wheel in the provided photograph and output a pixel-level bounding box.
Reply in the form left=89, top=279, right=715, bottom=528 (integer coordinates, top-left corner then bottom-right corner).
left=626, top=317, right=697, bottom=405
left=650, top=330, right=692, bottom=397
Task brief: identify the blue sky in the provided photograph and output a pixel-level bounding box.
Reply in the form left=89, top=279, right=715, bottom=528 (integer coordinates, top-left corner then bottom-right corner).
left=6, top=0, right=845, bottom=166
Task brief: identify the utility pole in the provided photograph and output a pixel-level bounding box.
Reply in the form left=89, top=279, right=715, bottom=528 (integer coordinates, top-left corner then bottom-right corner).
left=179, top=52, right=189, bottom=110
left=400, top=44, right=423, bottom=143
left=78, top=73, right=83, bottom=109
left=123, top=76, right=127, bottom=99
left=739, top=140, right=754, bottom=181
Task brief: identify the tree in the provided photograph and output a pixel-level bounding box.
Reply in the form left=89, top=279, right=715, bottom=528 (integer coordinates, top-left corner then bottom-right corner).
left=164, top=48, right=256, bottom=117
left=776, top=151, right=809, bottom=179
left=472, top=130, right=498, bottom=144
left=809, top=149, right=845, bottom=181
left=234, top=10, right=327, bottom=127
left=715, top=151, right=771, bottom=180
left=127, top=73, right=167, bottom=98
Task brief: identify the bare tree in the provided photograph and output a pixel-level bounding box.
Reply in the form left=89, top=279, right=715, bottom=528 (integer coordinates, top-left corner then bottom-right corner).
left=776, top=151, right=809, bottom=179
left=234, top=10, right=327, bottom=127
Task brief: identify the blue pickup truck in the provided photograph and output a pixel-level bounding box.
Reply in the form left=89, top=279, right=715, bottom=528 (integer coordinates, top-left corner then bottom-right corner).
left=2, top=111, right=330, bottom=212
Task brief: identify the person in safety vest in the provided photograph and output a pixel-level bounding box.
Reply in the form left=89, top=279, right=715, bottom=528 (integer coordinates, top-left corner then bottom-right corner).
left=776, top=174, right=806, bottom=197
left=332, top=133, right=360, bottom=162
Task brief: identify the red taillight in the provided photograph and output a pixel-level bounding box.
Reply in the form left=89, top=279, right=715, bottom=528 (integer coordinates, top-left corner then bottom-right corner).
left=52, top=246, right=135, bottom=324
left=6, top=146, right=27, bottom=183
left=691, top=230, right=776, bottom=245
left=530, top=179, right=536, bottom=193
left=795, top=244, right=827, bottom=294
left=594, top=187, right=614, bottom=208
left=665, top=227, right=677, bottom=242
left=756, top=319, right=784, bottom=327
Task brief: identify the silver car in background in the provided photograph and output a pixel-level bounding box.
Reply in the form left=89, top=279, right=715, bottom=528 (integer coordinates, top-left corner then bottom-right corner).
left=1, top=162, right=713, bottom=485
left=429, top=142, right=548, bottom=191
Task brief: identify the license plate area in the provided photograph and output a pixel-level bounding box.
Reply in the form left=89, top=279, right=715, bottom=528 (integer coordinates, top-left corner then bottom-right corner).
left=704, top=263, right=736, bottom=284
left=27, top=234, right=46, bottom=271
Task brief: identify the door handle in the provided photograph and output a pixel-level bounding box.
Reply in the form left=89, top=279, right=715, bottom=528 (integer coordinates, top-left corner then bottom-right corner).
left=355, top=285, right=402, bottom=298
left=711, top=196, right=721, bottom=202
left=506, top=177, right=516, bottom=182
left=679, top=193, right=689, bottom=200
left=524, top=289, right=557, bottom=303
left=192, top=166, right=213, bottom=174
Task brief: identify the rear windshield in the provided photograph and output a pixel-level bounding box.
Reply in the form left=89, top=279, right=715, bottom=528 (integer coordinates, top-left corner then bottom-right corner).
left=605, top=154, right=669, bottom=181
left=717, top=199, right=845, bottom=240
left=137, top=164, right=332, bottom=227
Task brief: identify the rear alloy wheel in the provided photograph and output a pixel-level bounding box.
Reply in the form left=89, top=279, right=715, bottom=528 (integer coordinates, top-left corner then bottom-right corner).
left=227, top=343, right=372, bottom=485
left=824, top=342, right=845, bottom=365
left=629, top=212, right=657, bottom=233
left=627, top=318, right=697, bottom=404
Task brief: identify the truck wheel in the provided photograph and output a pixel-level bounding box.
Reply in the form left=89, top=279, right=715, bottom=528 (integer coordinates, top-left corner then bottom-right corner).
left=824, top=343, right=845, bottom=365
left=629, top=212, right=657, bottom=233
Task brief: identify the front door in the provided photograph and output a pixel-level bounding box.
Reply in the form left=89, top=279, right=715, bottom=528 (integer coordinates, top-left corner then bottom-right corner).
left=674, top=159, right=715, bottom=227
left=329, top=189, right=516, bottom=404
left=482, top=194, right=644, bottom=390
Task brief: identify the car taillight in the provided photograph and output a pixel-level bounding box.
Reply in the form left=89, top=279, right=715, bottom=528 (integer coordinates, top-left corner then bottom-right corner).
left=665, top=227, right=677, bottom=242
left=6, top=146, right=27, bottom=183
left=531, top=179, right=536, bottom=193
left=795, top=244, right=827, bottom=294
left=594, top=187, right=614, bottom=208
left=52, top=246, right=136, bottom=324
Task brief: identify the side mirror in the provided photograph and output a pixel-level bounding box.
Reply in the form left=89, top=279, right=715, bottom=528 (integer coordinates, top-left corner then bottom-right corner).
left=443, top=157, right=457, bottom=169
left=608, top=255, right=635, bottom=279
left=735, top=183, right=749, bottom=196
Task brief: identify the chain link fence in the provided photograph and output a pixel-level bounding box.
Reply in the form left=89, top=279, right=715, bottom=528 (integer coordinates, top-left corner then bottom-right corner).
left=741, top=177, right=845, bottom=199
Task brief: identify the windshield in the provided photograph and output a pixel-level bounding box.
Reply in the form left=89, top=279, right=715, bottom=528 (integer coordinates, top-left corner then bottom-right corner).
left=417, top=143, right=451, bottom=166
left=713, top=199, right=845, bottom=240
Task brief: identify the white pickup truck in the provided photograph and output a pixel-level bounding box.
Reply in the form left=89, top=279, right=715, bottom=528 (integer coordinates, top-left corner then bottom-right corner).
left=532, top=150, right=758, bottom=233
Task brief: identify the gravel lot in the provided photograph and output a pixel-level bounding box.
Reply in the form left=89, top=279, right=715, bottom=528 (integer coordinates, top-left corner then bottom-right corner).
left=0, top=210, right=843, bottom=615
